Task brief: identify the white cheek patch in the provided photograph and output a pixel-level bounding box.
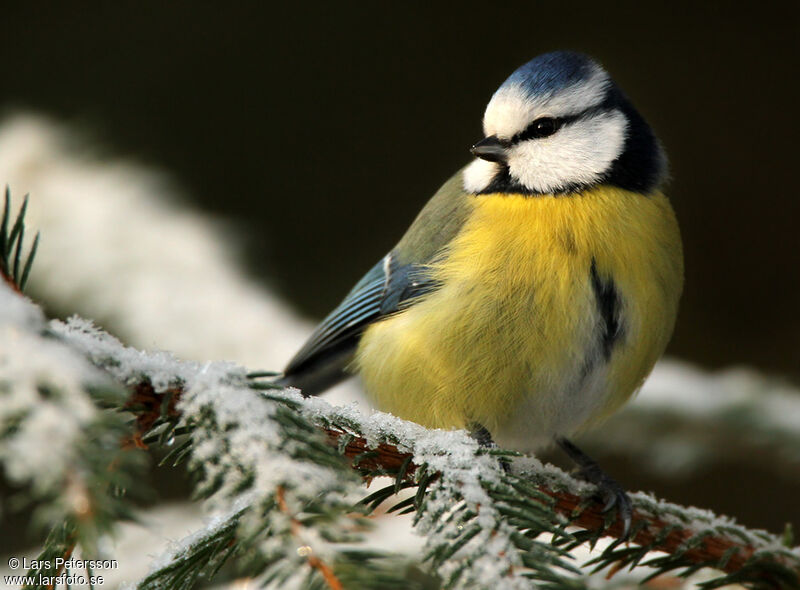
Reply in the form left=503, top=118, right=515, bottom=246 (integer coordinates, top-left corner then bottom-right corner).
left=483, top=68, right=610, bottom=140
left=506, top=110, right=628, bottom=194
left=462, top=158, right=502, bottom=194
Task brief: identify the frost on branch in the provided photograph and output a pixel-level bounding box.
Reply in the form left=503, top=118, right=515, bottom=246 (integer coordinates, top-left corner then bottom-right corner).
left=0, top=278, right=795, bottom=589
left=49, top=315, right=800, bottom=589
left=0, top=285, right=97, bottom=494
left=0, top=283, right=147, bottom=577
left=302, top=396, right=800, bottom=589
left=54, top=316, right=418, bottom=589
left=55, top=310, right=577, bottom=587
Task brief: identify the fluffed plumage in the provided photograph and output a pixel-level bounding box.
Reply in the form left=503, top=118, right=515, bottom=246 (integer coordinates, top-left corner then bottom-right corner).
left=279, top=50, right=683, bottom=456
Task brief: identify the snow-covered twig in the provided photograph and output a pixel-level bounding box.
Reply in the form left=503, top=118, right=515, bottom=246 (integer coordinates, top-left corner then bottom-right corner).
left=54, top=317, right=417, bottom=589
left=304, top=397, right=800, bottom=586
left=0, top=282, right=148, bottom=585
left=53, top=316, right=800, bottom=589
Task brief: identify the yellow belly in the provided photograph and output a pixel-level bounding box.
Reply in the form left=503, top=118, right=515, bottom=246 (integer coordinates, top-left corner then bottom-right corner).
left=355, top=185, right=682, bottom=449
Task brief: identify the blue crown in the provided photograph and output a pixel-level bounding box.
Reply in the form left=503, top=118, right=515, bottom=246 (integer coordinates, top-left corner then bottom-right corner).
left=502, top=51, right=601, bottom=98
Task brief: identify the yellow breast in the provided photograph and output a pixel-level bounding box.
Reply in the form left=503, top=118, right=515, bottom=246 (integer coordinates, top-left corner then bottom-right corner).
left=355, top=185, right=682, bottom=448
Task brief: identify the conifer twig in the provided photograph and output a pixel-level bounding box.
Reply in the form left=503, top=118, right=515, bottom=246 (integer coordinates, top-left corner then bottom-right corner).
left=126, top=381, right=799, bottom=586
left=275, top=486, right=345, bottom=590
left=0, top=187, right=40, bottom=294
left=0, top=263, right=18, bottom=293
left=324, top=426, right=794, bottom=581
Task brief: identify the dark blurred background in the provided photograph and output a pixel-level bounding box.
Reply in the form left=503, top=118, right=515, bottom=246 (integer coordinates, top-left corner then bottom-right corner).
left=2, top=2, right=798, bottom=378
left=0, top=3, right=799, bottom=551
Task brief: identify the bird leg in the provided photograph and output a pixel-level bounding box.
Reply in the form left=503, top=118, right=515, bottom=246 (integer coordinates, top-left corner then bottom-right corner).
left=469, top=423, right=511, bottom=473
left=556, top=436, right=632, bottom=539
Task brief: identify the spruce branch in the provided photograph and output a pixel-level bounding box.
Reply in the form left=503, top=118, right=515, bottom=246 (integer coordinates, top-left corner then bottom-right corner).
left=119, top=376, right=800, bottom=589
left=4, top=263, right=798, bottom=588
left=128, top=377, right=429, bottom=590
left=321, top=425, right=791, bottom=577
left=274, top=485, right=345, bottom=590
left=256, top=408, right=800, bottom=589
left=0, top=187, right=40, bottom=293
left=0, top=286, right=151, bottom=590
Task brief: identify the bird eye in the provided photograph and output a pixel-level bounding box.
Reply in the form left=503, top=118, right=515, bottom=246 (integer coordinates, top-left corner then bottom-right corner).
left=516, top=117, right=560, bottom=142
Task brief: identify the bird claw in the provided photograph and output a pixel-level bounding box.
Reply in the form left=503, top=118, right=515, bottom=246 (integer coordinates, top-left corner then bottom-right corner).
left=557, top=437, right=633, bottom=541
left=584, top=470, right=632, bottom=540
left=597, top=478, right=633, bottom=541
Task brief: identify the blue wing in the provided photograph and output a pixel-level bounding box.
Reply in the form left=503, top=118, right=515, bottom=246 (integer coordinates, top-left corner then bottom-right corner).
left=279, top=252, right=436, bottom=395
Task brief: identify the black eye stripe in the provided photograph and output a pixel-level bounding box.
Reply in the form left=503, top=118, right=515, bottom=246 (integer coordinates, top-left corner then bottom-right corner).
left=513, top=117, right=562, bottom=142
left=511, top=104, right=609, bottom=145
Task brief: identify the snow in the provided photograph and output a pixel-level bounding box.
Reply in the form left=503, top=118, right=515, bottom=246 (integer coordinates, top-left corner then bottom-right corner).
left=45, top=307, right=538, bottom=587
left=42, top=311, right=800, bottom=586
left=301, top=393, right=582, bottom=588
left=145, top=505, right=237, bottom=575
left=296, top=389, right=800, bottom=585
left=50, top=312, right=367, bottom=583
left=0, top=284, right=106, bottom=493
left=52, top=315, right=246, bottom=392
left=4, top=280, right=798, bottom=588
left=642, top=359, right=800, bottom=428
left=0, top=114, right=312, bottom=370
left=0, top=282, right=44, bottom=328
left=581, top=358, right=800, bottom=475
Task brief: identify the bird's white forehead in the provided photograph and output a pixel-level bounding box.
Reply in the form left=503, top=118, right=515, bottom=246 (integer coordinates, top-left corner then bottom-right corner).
left=483, top=68, right=611, bottom=139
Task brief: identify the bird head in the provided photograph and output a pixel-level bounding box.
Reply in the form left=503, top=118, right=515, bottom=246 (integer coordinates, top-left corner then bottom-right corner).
left=464, top=51, right=665, bottom=196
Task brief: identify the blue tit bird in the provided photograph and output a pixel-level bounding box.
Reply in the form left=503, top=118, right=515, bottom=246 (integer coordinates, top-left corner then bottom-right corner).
left=278, top=50, right=683, bottom=533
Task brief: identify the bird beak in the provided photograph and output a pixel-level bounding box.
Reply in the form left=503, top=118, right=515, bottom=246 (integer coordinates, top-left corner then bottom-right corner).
left=470, top=135, right=509, bottom=163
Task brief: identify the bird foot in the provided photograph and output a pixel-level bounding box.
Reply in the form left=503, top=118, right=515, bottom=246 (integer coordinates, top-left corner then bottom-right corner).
left=470, top=423, right=511, bottom=473
left=576, top=462, right=633, bottom=539
left=556, top=437, right=632, bottom=540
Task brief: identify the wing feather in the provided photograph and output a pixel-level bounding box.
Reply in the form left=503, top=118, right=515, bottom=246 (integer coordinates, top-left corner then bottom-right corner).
left=279, top=169, right=471, bottom=395
left=280, top=253, right=436, bottom=394
left=284, top=273, right=385, bottom=375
